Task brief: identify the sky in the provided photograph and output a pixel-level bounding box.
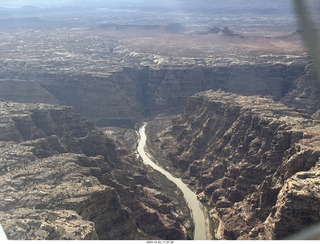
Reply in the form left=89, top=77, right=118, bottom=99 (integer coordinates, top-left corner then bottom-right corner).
left=0, top=0, right=74, bottom=7
left=0, top=0, right=292, bottom=9
left=0, top=0, right=139, bottom=8
left=0, top=0, right=296, bottom=17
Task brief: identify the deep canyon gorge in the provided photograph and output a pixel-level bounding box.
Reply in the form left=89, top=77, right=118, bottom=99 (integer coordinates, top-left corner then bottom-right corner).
left=0, top=0, right=319, bottom=240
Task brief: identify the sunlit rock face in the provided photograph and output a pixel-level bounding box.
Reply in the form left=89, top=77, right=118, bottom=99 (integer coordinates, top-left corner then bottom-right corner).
left=156, top=90, right=320, bottom=240
left=0, top=101, right=190, bottom=240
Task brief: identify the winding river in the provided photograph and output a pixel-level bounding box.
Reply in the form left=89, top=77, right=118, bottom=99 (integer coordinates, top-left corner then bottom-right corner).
left=137, top=123, right=207, bottom=240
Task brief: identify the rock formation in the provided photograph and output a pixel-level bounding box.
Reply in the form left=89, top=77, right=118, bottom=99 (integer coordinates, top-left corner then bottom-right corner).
left=0, top=101, right=191, bottom=240
left=198, top=27, right=222, bottom=35
left=0, top=2, right=316, bottom=240
left=155, top=90, right=320, bottom=240
left=281, top=64, right=320, bottom=118
left=0, top=79, right=60, bottom=105
left=17, top=62, right=303, bottom=126
left=0, top=22, right=310, bottom=127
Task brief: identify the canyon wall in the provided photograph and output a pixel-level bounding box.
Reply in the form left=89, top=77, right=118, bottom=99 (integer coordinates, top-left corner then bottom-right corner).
left=0, top=101, right=191, bottom=240
left=0, top=61, right=310, bottom=126
left=155, top=90, right=320, bottom=240
left=281, top=64, right=320, bottom=118
left=38, top=63, right=307, bottom=122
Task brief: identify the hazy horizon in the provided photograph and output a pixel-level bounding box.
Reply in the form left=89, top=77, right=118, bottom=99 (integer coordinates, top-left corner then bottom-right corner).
left=0, top=0, right=74, bottom=8
left=0, top=0, right=293, bottom=11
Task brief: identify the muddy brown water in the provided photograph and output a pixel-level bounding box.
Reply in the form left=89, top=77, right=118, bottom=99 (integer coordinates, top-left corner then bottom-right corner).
left=137, top=123, right=207, bottom=240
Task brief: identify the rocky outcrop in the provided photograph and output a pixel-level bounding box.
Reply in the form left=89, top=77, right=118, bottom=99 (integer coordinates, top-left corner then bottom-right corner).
left=0, top=101, right=190, bottom=240
left=0, top=102, right=93, bottom=142
left=155, top=90, right=320, bottom=240
left=198, top=26, right=243, bottom=37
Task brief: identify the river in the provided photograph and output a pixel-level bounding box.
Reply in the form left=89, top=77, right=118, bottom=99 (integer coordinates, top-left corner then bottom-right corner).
left=137, top=123, right=208, bottom=240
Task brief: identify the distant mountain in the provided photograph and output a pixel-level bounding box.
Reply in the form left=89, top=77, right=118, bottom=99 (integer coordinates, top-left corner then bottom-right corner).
left=175, top=0, right=293, bottom=13
left=0, top=0, right=294, bottom=18
left=52, top=0, right=293, bottom=14
left=0, top=5, right=44, bottom=18
left=0, top=17, right=42, bottom=24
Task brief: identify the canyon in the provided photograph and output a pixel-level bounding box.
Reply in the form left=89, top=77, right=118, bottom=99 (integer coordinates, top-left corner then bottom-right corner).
left=0, top=29, right=310, bottom=127
left=0, top=0, right=319, bottom=240
left=151, top=90, right=320, bottom=239
left=0, top=101, right=191, bottom=240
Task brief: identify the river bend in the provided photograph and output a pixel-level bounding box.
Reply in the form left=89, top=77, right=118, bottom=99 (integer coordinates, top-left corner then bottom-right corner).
left=137, top=123, right=207, bottom=240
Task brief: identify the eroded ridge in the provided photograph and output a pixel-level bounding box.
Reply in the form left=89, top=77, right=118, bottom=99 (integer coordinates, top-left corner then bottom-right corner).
left=0, top=101, right=191, bottom=240
left=156, top=90, right=320, bottom=240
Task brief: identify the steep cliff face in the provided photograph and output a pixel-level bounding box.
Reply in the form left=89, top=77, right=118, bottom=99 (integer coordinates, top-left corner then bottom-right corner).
left=145, top=63, right=305, bottom=111
left=0, top=79, right=60, bottom=105
left=38, top=72, right=145, bottom=122
left=0, top=101, right=190, bottom=240
left=281, top=64, right=320, bottom=117
left=39, top=63, right=305, bottom=122
left=156, top=90, right=320, bottom=240
left=1, top=61, right=306, bottom=126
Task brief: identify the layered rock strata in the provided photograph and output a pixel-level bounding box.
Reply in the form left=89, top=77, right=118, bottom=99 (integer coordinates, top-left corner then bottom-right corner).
left=281, top=64, right=320, bottom=118
left=37, top=63, right=307, bottom=122
left=0, top=101, right=190, bottom=240
left=156, top=90, right=320, bottom=240
left=0, top=61, right=306, bottom=126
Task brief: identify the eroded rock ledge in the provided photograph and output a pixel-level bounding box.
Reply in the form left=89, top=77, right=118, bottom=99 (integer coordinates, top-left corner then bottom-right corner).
left=156, top=90, right=320, bottom=240
left=0, top=101, right=191, bottom=240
